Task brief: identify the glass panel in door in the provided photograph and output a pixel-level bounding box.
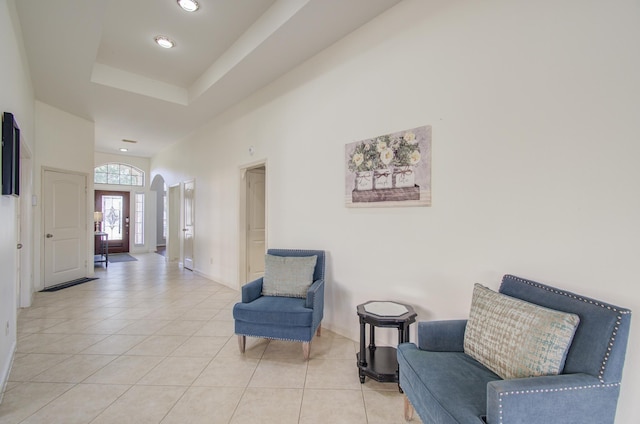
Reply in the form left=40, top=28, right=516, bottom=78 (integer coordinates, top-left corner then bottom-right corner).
left=103, top=195, right=123, bottom=241
left=95, top=190, right=130, bottom=254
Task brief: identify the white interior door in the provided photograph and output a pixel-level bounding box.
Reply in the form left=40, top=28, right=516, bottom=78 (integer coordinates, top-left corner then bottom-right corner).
left=246, top=167, right=266, bottom=281
left=168, top=184, right=180, bottom=262
left=43, top=170, right=87, bottom=287
left=183, top=180, right=195, bottom=271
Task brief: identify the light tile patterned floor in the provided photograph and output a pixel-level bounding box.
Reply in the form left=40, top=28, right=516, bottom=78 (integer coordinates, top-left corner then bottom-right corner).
left=1, top=253, right=420, bottom=424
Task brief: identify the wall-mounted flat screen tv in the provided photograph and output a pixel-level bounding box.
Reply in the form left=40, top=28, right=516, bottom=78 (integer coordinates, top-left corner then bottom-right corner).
left=2, top=111, right=20, bottom=196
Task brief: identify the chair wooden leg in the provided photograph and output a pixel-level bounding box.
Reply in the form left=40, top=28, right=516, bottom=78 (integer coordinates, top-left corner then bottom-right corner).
left=302, top=341, right=310, bottom=360
left=316, top=326, right=321, bottom=337
left=238, top=335, right=246, bottom=354
left=404, top=395, right=415, bottom=421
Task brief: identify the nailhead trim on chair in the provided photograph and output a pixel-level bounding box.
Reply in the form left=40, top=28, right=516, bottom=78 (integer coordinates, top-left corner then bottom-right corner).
left=505, top=275, right=630, bottom=314
left=497, top=383, right=621, bottom=424
left=504, top=275, right=631, bottom=383
left=236, top=333, right=309, bottom=343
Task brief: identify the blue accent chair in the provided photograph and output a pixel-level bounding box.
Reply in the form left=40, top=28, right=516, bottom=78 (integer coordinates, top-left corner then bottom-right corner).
left=397, top=274, right=632, bottom=423
left=233, top=249, right=326, bottom=359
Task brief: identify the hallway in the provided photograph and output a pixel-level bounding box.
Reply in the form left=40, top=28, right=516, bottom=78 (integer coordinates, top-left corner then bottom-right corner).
left=1, top=254, right=413, bottom=423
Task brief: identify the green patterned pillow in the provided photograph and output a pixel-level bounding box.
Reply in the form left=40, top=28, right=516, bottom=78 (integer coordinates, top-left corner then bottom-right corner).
left=262, top=254, right=318, bottom=298
left=464, top=283, right=580, bottom=380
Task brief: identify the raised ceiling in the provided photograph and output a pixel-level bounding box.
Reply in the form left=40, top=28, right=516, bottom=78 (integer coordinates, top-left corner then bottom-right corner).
left=15, top=0, right=402, bottom=157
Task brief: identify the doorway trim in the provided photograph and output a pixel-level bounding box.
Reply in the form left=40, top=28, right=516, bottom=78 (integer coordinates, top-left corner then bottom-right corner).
left=182, top=179, right=195, bottom=271
left=238, top=160, right=267, bottom=288
left=19, top=141, right=33, bottom=307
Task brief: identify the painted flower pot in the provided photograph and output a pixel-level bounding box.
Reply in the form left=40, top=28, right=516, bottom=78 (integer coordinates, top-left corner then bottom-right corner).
left=374, top=169, right=393, bottom=189
left=393, top=166, right=415, bottom=188
left=355, top=171, right=373, bottom=191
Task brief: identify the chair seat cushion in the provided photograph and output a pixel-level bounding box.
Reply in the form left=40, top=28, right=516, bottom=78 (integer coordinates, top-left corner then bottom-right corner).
left=398, top=344, right=501, bottom=424
left=233, top=296, right=313, bottom=327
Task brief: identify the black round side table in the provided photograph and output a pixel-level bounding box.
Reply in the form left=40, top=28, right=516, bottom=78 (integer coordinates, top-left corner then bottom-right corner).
left=356, top=300, right=417, bottom=391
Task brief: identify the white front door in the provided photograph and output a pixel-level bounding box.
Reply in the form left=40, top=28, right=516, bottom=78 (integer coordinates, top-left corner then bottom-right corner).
left=183, top=179, right=195, bottom=271
left=43, top=170, right=87, bottom=287
left=246, top=168, right=266, bottom=281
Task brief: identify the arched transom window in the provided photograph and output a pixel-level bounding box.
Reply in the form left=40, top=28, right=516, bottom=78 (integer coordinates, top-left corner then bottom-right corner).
left=94, top=163, right=145, bottom=187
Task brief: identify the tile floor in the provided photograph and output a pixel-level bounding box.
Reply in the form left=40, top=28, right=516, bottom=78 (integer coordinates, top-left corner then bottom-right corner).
left=0, top=253, right=420, bottom=424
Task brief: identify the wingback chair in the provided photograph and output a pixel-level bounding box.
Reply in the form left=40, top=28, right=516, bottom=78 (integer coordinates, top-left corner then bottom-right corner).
left=397, top=274, right=632, bottom=423
left=233, top=249, right=326, bottom=359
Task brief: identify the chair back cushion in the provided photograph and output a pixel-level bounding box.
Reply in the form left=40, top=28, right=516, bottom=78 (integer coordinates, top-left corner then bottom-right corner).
left=499, top=275, right=631, bottom=383
left=262, top=254, right=317, bottom=298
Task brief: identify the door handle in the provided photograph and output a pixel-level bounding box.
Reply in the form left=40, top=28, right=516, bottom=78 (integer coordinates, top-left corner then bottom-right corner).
left=182, top=228, right=188, bottom=232
left=17, top=243, right=23, bottom=249
left=46, top=234, right=53, bottom=238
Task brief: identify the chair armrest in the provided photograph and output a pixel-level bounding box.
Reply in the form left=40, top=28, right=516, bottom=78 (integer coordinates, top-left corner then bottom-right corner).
left=242, top=277, right=264, bottom=303
left=306, top=279, right=324, bottom=332
left=305, top=279, right=324, bottom=309
left=487, top=373, right=621, bottom=424
left=417, top=320, right=467, bottom=352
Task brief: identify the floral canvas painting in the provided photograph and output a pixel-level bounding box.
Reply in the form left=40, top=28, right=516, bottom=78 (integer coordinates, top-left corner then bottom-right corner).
left=345, top=125, right=431, bottom=207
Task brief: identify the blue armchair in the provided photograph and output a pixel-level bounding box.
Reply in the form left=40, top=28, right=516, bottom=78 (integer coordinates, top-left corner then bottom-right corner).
left=397, top=274, right=632, bottom=423
left=233, top=249, right=326, bottom=359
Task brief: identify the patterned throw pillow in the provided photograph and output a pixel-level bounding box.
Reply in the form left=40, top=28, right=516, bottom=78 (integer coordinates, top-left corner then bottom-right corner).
left=262, top=254, right=318, bottom=298
left=464, top=283, right=580, bottom=380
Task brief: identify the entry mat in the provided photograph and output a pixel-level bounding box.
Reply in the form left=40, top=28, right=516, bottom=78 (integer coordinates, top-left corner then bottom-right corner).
left=108, top=253, right=138, bottom=263
left=40, top=277, right=98, bottom=292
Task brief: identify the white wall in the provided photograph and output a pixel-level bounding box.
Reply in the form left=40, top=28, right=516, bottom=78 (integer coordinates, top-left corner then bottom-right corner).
left=33, top=101, right=95, bottom=287
left=94, top=152, right=154, bottom=254
left=152, top=0, right=640, bottom=421
left=0, top=0, right=34, bottom=397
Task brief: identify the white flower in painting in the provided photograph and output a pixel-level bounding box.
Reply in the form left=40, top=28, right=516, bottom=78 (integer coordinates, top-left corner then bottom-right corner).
left=404, top=132, right=418, bottom=144
left=352, top=152, right=364, bottom=167
left=380, top=148, right=394, bottom=165
left=376, top=140, right=387, bottom=152
left=365, top=160, right=372, bottom=169
left=409, top=150, right=421, bottom=165
left=364, top=143, right=371, bottom=151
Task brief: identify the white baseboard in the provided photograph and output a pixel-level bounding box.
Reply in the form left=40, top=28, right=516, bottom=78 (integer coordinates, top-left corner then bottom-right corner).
left=0, top=341, right=16, bottom=405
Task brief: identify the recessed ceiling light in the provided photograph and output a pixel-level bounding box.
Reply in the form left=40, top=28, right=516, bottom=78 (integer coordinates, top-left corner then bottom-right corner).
left=154, top=35, right=175, bottom=49
left=177, top=0, right=199, bottom=12
left=119, top=148, right=129, bottom=152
